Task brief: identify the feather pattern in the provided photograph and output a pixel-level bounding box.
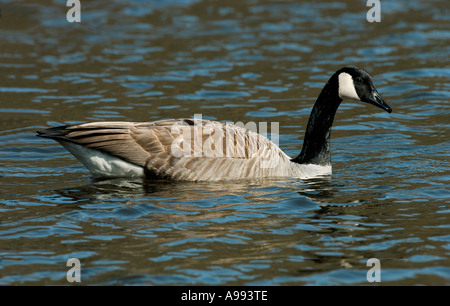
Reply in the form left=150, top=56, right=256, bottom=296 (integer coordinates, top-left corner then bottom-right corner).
left=38, top=119, right=329, bottom=181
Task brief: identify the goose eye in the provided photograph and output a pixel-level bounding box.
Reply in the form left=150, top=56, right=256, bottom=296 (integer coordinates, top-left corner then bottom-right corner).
left=355, top=77, right=363, bottom=83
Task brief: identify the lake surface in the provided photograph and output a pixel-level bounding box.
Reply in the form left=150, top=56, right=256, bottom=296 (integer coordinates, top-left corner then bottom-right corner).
left=0, top=0, right=449, bottom=285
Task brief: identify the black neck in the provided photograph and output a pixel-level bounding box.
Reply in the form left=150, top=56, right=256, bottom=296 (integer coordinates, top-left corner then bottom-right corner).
left=292, top=76, right=342, bottom=166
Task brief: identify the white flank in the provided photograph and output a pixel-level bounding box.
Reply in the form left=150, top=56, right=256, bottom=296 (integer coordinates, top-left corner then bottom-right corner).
left=338, top=72, right=360, bottom=101
left=59, top=141, right=144, bottom=178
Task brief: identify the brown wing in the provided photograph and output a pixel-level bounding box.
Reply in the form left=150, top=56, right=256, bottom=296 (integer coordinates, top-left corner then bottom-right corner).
left=38, top=119, right=288, bottom=180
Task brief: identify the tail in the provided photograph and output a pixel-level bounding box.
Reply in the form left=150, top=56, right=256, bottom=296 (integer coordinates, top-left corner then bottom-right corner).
left=36, top=126, right=72, bottom=141
left=36, top=124, right=144, bottom=178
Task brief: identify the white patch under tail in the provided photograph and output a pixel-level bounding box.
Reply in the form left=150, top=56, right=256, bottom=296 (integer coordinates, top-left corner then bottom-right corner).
left=338, top=72, right=360, bottom=101
left=58, top=141, right=144, bottom=178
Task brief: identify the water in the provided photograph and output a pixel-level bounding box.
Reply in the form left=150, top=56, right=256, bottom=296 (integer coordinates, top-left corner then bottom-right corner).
left=0, top=0, right=449, bottom=285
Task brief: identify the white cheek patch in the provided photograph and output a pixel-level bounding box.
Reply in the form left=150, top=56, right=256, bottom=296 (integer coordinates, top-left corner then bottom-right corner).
left=338, top=72, right=360, bottom=101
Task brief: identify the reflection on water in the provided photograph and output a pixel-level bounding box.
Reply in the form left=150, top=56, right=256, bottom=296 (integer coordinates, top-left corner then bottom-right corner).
left=0, top=0, right=449, bottom=285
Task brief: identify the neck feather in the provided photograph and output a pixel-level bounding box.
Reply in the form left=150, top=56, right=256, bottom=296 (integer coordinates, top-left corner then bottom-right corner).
left=293, top=80, right=342, bottom=165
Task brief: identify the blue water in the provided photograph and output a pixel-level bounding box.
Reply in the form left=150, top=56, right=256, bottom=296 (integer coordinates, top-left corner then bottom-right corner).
left=0, top=0, right=449, bottom=285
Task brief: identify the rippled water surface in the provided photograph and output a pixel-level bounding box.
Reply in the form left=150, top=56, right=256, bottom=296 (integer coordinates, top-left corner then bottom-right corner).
left=1, top=0, right=449, bottom=285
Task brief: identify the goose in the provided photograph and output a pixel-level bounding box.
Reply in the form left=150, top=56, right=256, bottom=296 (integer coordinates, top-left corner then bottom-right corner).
left=37, top=66, right=392, bottom=181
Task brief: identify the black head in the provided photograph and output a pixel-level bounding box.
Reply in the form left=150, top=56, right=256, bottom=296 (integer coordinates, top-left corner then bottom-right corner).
left=336, top=66, right=392, bottom=113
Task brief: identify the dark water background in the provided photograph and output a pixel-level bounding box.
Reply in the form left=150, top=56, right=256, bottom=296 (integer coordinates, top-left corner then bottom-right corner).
left=0, top=0, right=449, bottom=285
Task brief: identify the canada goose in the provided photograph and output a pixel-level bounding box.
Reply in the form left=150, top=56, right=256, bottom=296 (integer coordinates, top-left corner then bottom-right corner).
left=37, top=66, right=392, bottom=181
